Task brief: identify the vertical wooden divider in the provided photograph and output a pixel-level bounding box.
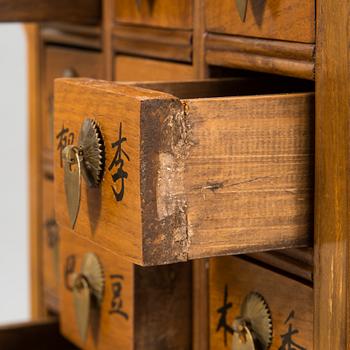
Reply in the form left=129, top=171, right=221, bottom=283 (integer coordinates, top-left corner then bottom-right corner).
left=102, top=0, right=113, bottom=80
left=315, top=0, right=350, bottom=349
left=26, top=24, right=46, bottom=319
left=192, top=1, right=209, bottom=349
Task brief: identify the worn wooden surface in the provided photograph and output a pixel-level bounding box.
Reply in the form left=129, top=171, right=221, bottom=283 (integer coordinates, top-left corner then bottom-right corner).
left=43, top=47, right=104, bottom=163
left=114, top=0, right=193, bottom=30
left=0, top=319, right=78, bottom=350
left=112, top=24, right=192, bottom=63
left=0, top=0, right=101, bottom=23
left=115, top=56, right=195, bottom=81
left=314, top=0, right=350, bottom=349
left=55, top=78, right=313, bottom=265
left=206, top=0, right=315, bottom=43
left=209, top=257, right=313, bottom=349
left=184, top=91, right=314, bottom=260
left=206, top=34, right=315, bottom=80
left=60, top=228, right=192, bottom=349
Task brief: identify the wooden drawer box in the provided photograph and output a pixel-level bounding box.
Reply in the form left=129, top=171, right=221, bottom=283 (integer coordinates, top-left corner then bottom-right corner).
left=60, top=228, right=192, bottom=349
left=43, top=47, right=104, bottom=159
left=54, top=78, right=314, bottom=266
left=205, top=0, right=315, bottom=43
left=114, top=0, right=193, bottom=30
left=209, top=256, right=313, bottom=349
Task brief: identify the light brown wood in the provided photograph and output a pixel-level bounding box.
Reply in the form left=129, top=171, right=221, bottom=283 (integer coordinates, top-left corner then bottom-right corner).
left=115, top=56, right=195, bottom=81
left=42, top=47, right=105, bottom=167
left=112, top=24, right=192, bottom=63
left=26, top=24, right=46, bottom=319
left=314, top=0, right=350, bottom=349
left=0, top=319, right=78, bottom=350
left=114, top=0, right=193, bottom=30
left=209, top=257, right=313, bottom=349
left=206, top=33, right=315, bottom=80
left=205, top=0, right=315, bottom=43
left=54, top=78, right=313, bottom=266
left=60, top=228, right=192, bottom=349
left=0, top=0, right=101, bottom=23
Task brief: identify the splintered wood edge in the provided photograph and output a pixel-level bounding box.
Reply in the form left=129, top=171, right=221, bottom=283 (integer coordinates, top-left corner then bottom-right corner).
left=140, top=97, right=189, bottom=265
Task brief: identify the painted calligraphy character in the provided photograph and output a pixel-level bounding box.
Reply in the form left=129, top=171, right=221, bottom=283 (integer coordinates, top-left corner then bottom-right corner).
left=109, top=274, right=129, bottom=320
left=279, top=311, right=306, bottom=350
left=109, top=122, right=130, bottom=202
left=216, top=284, right=234, bottom=346
left=56, top=124, right=75, bottom=167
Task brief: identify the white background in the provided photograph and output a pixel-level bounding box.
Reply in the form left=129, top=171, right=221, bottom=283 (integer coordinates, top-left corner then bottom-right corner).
left=0, top=24, right=30, bottom=324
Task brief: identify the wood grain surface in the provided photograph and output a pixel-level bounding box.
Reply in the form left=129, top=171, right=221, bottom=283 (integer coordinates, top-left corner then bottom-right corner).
left=60, top=228, right=192, bottom=349
left=205, top=0, right=315, bottom=43
left=0, top=0, right=101, bottom=23
left=114, top=0, right=193, bottom=30
left=206, top=33, right=315, bottom=80
left=112, top=24, right=192, bottom=63
left=209, top=257, right=313, bottom=349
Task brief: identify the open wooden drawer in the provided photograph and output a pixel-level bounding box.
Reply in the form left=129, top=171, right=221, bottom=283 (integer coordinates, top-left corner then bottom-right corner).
left=54, top=78, right=314, bottom=266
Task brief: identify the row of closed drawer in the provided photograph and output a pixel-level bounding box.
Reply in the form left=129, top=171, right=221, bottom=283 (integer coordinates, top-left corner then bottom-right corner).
left=114, top=0, right=315, bottom=43
left=45, top=228, right=313, bottom=349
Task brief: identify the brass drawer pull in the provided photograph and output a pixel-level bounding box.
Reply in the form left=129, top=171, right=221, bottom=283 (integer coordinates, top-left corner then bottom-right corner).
left=66, top=253, right=105, bottom=342
left=63, top=119, right=105, bottom=228
left=232, top=292, right=272, bottom=350
left=236, top=0, right=248, bottom=22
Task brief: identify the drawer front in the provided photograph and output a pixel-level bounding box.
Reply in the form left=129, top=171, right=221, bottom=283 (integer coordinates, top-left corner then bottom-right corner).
left=54, top=78, right=313, bottom=266
left=209, top=257, right=313, bottom=349
left=42, top=178, right=60, bottom=311
left=205, top=0, right=315, bottom=43
left=114, top=0, right=193, bottom=30
left=60, top=228, right=192, bottom=349
left=43, top=47, right=104, bottom=160
left=114, top=55, right=195, bottom=81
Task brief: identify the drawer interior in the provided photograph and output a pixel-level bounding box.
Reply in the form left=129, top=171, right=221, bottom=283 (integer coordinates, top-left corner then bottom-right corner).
left=132, top=77, right=314, bottom=99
